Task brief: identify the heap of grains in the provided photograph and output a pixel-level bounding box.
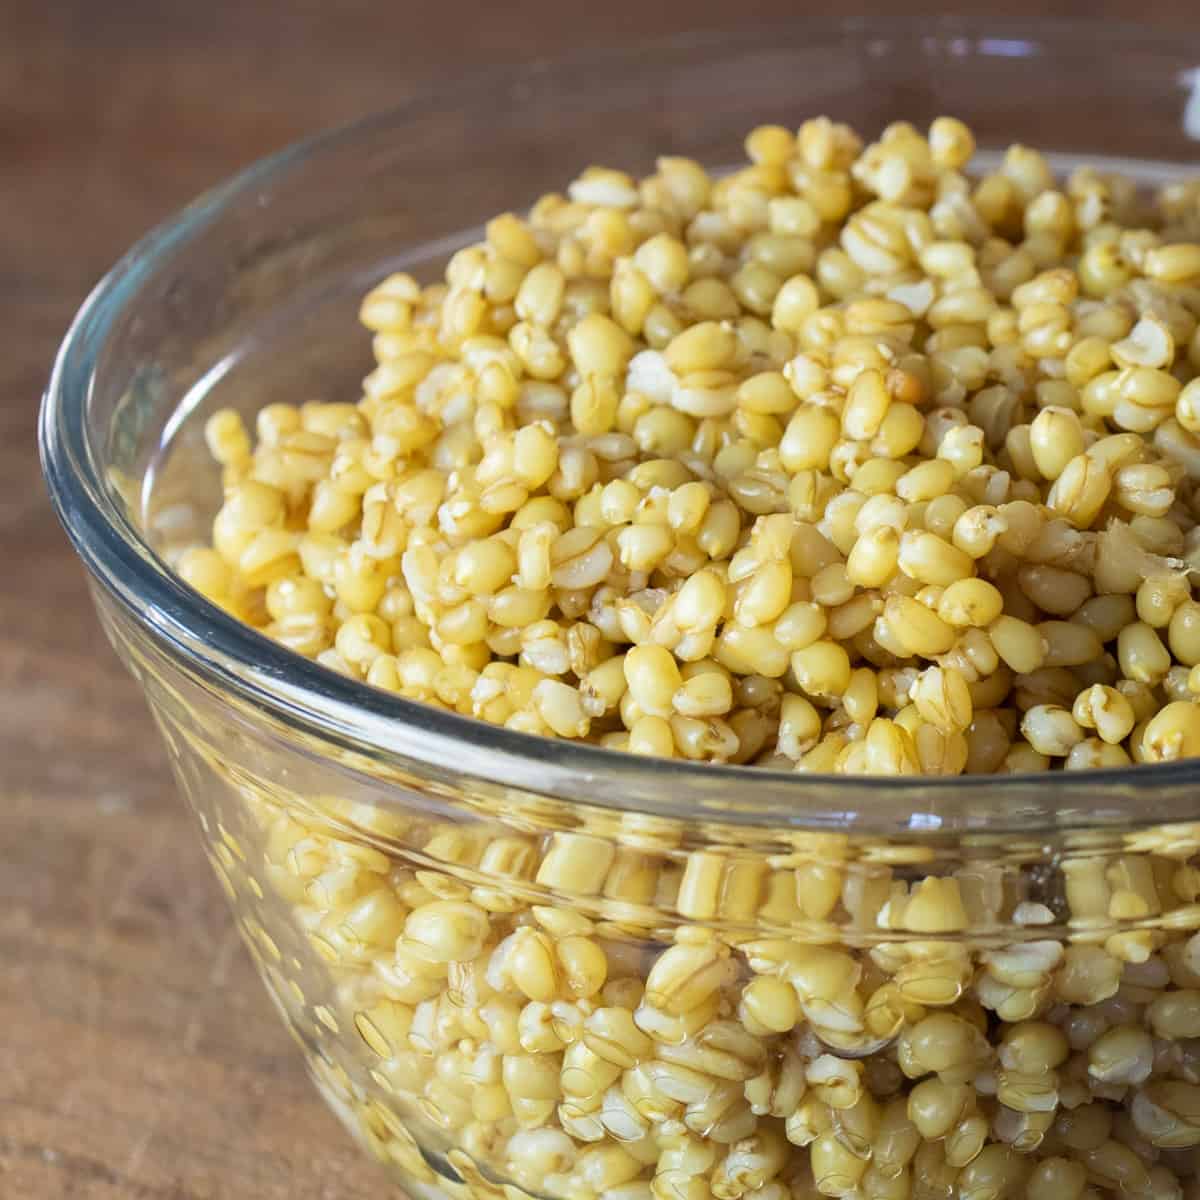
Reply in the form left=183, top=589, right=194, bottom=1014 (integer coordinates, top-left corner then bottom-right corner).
left=184, top=115, right=1200, bottom=778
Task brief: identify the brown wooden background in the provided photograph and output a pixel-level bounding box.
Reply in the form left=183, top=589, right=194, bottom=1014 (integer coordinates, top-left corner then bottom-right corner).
left=2, top=2, right=1195, bottom=1196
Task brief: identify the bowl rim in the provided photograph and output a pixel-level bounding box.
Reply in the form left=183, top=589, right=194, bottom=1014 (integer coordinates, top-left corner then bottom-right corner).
left=39, top=16, right=1200, bottom=832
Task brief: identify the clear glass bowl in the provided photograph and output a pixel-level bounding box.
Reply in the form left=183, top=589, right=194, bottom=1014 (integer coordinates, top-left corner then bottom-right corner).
left=40, top=20, right=1200, bottom=1200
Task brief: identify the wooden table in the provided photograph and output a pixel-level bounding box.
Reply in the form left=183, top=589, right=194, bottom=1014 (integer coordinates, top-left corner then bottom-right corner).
left=2, top=2, right=1195, bottom=1195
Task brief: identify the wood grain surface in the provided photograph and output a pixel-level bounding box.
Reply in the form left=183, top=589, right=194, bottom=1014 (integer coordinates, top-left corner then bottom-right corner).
left=2, top=2, right=1195, bottom=1196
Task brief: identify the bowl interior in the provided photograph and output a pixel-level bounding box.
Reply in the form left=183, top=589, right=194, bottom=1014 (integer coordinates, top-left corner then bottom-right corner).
left=44, top=20, right=1200, bottom=832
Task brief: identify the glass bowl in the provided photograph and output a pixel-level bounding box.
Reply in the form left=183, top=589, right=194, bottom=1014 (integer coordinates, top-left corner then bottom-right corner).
left=40, top=19, right=1200, bottom=1200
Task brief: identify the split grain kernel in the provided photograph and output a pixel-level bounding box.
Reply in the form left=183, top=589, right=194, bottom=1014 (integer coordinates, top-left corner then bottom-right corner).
left=777, top=694, right=822, bottom=760
left=1072, top=685, right=1136, bottom=745
left=910, top=667, right=973, bottom=734
left=1046, top=452, right=1112, bottom=528
left=862, top=718, right=921, bottom=775
left=1142, top=702, right=1200, bottom=762
left=1021, top=705, right=1085, bottom=757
